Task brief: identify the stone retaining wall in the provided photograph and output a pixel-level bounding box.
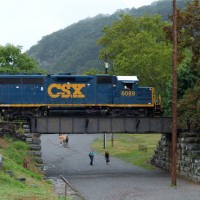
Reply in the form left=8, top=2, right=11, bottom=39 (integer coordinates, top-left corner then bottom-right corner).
left=0, top=122, right=43, bottom=170
left=151, top=132, right=200, bottom=182
left=24, top=133, right=43, bottom=170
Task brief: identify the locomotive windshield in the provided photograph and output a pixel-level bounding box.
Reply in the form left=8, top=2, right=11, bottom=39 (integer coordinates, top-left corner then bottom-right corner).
left=124, top=83, right=132, bottom=90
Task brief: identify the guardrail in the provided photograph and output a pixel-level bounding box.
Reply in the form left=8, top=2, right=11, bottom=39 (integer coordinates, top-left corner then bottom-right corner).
left=60, top=175, right=70, bottom=199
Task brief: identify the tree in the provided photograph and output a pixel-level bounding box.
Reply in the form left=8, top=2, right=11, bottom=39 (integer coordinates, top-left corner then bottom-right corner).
left=178, top=81, right=200, bottom=130
left=165, top=0, right=200, bottom=69
left=97, top=15, right=172, bottom=95
left=178, top=0, right=200, bottom=130
left=0, top=44, right=43, bottom=73
left=83, top=67, right=104, bottom=75
left=165, top=0, right=200, bottom=129
left=164, top=55, right=199, bottom=116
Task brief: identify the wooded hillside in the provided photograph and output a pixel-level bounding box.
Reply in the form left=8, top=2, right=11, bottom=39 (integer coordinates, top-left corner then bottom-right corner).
left=27, top=0, right=190, bottom=74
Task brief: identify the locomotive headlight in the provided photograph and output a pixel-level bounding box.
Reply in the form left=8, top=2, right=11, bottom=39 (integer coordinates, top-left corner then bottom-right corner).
left=149, top=88, right=152, bottom=90
left=113, top=84, right=116, bottom=87
left=87, top=83, right=90, bottom=86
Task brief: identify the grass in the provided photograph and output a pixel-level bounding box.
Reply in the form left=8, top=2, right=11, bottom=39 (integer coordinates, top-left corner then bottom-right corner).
left=0, top=137, right=71, bottom=200
left=92, top=133, right=161, bottom=170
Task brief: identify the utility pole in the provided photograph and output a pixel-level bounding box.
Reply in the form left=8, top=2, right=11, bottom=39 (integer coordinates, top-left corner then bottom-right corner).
left=172, top=0, right=177, bottom=186
left=103, top=52, right=108, bottom=146
left=104, top=133, right=107, bottom=149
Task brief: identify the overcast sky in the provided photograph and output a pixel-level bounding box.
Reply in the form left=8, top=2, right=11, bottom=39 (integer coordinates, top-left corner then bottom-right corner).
left=0, top=0, right=156, bottom=52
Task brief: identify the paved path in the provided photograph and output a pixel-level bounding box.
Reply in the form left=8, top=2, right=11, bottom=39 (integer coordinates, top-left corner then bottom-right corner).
left=41, top=134, right=200, bottom=200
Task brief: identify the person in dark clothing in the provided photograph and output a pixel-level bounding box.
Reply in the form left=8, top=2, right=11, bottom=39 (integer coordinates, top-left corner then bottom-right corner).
left=105, top=151, right=110, bottom=164
left=88, top=150, right=95, bottom=165
left=63, top=134, right=69, bottom=148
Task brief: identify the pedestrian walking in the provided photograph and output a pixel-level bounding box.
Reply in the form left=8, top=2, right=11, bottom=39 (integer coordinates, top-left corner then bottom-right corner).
left=63, top=134, right=69, bottom=148
left=105, top=151, right=110, bottom=164
left=88, top=149, right=95, bottom=165
left=58, top=133, right=63, bottom=146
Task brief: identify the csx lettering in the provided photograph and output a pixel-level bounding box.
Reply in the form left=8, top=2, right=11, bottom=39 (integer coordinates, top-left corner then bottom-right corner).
left=48, top=84, right=86, bottom=98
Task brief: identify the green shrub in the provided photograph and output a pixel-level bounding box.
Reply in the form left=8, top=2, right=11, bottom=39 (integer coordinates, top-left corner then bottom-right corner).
left=13, top=141, right=28, bottom=150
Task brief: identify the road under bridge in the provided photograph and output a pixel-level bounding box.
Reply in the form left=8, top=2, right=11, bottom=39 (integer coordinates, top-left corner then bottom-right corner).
left=30, top=117, right=172, bottom=134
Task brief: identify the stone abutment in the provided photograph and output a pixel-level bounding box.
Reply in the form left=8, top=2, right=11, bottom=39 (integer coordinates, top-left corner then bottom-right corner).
left=151, top=132, right=200, bottom=182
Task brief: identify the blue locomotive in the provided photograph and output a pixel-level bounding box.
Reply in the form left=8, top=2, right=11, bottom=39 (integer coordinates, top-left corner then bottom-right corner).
left=0, top=74, right=162, bottom=119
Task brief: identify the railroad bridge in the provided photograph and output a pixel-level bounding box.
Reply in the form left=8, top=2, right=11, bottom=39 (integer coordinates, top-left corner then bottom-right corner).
left=30, top=117, right=172, bottom=134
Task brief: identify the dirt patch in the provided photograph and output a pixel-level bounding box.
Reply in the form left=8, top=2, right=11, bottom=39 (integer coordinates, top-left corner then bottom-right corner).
left=0, top=138, right=8, bottom=148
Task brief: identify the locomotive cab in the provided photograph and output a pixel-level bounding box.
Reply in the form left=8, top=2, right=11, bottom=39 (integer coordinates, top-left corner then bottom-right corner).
left=112, top=76, right=158, bottom=117
left=113, top=76, right=139, bottom=104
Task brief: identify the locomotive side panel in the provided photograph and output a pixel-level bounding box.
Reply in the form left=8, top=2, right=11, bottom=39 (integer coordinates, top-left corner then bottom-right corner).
left=137, top=87, right=154, bottom=105
left=96, top=75, right=115, bottom=104
left=45, top=75, right=96, bottom=107
left=0, top=75, right=46, bottom=105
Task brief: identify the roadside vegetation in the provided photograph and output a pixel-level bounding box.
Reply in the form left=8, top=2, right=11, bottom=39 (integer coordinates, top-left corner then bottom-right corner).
left=92, top=134, right=161, bottom=170
left=0, top=137, right=71, bottom=200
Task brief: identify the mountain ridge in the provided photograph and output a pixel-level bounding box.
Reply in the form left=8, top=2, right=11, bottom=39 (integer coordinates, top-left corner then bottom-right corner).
left=27, top=0, right=191, bottom=74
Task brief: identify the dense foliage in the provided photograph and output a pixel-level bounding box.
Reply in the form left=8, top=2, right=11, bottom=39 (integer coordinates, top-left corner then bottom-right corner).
left=0, top=44, right=43, bottom=74
left=164, top=0, right=200, bottom=129
left=27, top=0, right=190, bottom=74
left=176, top=0, right=200, bottom=129
left=97, top=14, right=172, bottom=96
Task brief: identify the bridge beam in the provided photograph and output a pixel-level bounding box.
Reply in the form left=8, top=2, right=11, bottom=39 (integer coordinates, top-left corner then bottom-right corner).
left=30, top=117, right=172, bottom=134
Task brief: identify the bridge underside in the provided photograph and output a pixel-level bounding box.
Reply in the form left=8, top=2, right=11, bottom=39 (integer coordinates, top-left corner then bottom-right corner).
left=30, top=117, right=172, bottom=134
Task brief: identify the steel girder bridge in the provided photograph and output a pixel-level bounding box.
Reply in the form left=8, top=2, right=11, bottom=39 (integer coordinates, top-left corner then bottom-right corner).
left=30, top=117, right=172, bottom=134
